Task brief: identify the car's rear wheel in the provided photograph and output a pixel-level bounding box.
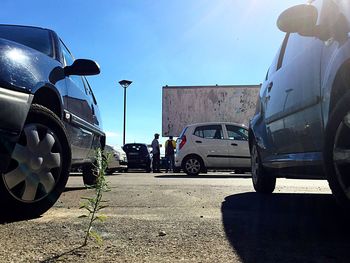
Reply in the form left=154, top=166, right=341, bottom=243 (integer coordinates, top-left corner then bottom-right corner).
left=0, top=104, right=71, bottom=218
left=324, top=93, right=350, bottom=209
left=82, top=163, right=97, bottom=186
left=251, top=142, right=276, bottom=194
left=183, top=156, right=202, bottom=176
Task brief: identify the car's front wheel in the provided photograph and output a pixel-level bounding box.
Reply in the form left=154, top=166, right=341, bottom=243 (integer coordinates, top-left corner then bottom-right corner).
left=324, top=92, right=350, bottom=209
left=251, top=142, right=276, bottom=194
left=0, top=104, right=71, bottom=218
left=183, top=156, right=202, bottom=176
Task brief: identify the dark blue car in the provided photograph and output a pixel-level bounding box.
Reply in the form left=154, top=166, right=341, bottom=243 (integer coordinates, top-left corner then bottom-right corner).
left=0, top=25, right=105, bottom=217
left=249, top=1, right=350, bottom=209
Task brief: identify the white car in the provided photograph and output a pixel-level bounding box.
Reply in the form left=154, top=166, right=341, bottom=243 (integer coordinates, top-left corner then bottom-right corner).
left=175, top=122, right=250, bottom=175
left=104, top=145, right=127, bottom=174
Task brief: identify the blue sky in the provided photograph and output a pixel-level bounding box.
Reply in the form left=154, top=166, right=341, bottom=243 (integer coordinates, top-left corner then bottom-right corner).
left=3, top=0, right=302, bottom=151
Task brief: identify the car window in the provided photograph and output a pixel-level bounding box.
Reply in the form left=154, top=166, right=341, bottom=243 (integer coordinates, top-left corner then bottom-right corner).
left=83, top=77, right=97, bottom=105
left=123, top=144, right=148, bottom=154
left=280, top=0, right=324, bottom=68
left=281, top=33, right=315, bottom=68
left=194, top=125, right=223, bottom=139
left=0, top=25, right=53, bottom=56
left=60, top=40, right=89, bottom=95
left=266, top=46, right=281, bottom=80
left=60, top=40, right=74, bottom=66
left=226, top=125, right=248, bottom=141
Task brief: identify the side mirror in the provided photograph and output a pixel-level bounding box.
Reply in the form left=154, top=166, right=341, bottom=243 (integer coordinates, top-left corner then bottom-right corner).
left=64, top=59, right=100, bottom=76
left=277, top=4, right=318, bottom=36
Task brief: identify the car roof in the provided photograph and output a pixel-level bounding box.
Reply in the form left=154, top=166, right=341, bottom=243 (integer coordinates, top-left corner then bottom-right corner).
left=0, top=24, right=51, bottom=32
left=123, top=143, right=148, bottom=147
left=185, top=122, right=247, bottom=129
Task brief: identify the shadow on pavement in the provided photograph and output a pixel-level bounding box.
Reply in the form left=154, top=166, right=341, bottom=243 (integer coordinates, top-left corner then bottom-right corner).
left=221, top=192, right=350, bottom=263
left=64, top=186, right=87, bottom=192
left=155, top=174, right=251, bottom=179
left=40, top=244, right=85, bottom=263
left=0, top=214, right=41, bottom=224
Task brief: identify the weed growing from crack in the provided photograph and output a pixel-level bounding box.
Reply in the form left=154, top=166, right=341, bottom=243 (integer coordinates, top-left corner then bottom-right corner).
left=79, top=148, right=111, bottom=246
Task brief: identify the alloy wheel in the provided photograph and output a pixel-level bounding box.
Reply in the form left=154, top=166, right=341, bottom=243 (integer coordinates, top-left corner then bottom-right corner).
left=185, top=158, right=201, bottom=174
left=3, top=124, right=62, bottom=202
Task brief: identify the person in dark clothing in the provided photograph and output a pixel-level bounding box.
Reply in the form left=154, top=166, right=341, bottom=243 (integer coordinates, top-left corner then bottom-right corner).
left=165, top=136, right=176, bottom=173
left=151, top=133, right=161, bottom=173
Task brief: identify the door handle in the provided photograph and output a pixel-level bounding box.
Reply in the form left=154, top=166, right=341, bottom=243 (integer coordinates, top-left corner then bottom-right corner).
left=195, top=140, right=202, bottom=143
left=267, top=82, right=273, bottom=92
left=231, top=143, right=238, bottom=146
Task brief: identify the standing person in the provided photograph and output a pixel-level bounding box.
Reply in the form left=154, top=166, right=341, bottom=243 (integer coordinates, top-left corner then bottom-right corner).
left=165, top=136, right=176, bottom=173
left=151, top=133, right=161, bottom=173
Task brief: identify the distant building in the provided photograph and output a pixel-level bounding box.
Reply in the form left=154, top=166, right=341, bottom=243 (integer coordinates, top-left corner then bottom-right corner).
left=162, top=84, right=260, bottom=137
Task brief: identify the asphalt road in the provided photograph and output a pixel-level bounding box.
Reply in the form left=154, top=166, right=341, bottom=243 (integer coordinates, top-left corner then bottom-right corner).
left=0, top=171, right=349, bottom=263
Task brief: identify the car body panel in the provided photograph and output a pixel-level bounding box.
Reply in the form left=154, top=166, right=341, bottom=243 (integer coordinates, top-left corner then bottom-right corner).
left=175, top=122, right=250, bottom=170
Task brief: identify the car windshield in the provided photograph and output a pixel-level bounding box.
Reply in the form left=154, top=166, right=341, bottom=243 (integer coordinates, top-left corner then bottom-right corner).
left=0, top=25, right=52, bottom=56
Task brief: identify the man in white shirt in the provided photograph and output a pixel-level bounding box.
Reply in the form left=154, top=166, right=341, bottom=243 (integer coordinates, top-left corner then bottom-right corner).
left=151, top=133, right=161, bottom=173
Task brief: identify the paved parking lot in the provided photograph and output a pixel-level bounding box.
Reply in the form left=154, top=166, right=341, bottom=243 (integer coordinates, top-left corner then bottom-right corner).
left=0, top=171, right=349, bottom=263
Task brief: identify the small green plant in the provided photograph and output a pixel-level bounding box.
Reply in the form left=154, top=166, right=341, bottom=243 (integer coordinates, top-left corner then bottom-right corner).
left=79, top=148, right=111, bottom=246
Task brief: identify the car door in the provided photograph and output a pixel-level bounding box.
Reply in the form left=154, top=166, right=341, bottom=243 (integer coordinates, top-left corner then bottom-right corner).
left=60, top=40, right=94, bottom=161
left=82, top=77, right=104, bottom=157
left=225, top=125, right=250, bottom=167
left=192, top=124, right=229, bottom=167
left=265, top=0, right=324, bottom=154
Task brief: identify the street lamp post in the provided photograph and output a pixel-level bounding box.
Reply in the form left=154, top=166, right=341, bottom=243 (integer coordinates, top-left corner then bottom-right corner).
left=119, top=79, right=132, bottom=146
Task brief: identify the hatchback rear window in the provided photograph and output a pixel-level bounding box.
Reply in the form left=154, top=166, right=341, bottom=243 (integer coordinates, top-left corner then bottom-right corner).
left=123, top=144, right=148, bottom=154
left=0, top=25, right=52, bottom=56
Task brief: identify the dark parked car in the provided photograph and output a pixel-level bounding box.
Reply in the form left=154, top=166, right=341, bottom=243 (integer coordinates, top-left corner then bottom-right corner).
left=0, top=25, right=105, bottom=217
left=249, top=1, right=350, bottom=208
left=122, top=143, right=152, bottom=172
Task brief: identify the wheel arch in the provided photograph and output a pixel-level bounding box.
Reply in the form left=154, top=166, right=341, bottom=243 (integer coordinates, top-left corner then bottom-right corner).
left=329, top=59, right=350, bottom=117
left=32, top=86, right=63, bottom=119
left=248, top=128, right=255, bottom=153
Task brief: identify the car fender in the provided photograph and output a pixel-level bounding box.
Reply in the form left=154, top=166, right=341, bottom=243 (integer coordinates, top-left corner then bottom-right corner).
left=321, top=39, right=350, bottom=126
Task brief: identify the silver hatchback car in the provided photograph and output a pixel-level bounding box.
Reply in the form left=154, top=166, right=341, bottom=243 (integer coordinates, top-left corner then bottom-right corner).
left=175, top=122, right=250, bottom=176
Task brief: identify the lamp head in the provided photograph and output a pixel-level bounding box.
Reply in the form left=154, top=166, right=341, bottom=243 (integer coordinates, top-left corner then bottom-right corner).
left=119, top=79, right=132, bottom=88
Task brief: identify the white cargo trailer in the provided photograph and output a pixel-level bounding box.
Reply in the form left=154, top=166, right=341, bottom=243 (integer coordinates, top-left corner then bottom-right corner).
left=162, top=85, right=260, bottom=137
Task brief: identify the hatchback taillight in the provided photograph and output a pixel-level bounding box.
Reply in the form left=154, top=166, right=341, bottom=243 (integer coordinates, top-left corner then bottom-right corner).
left=179, top=135, right=187, bottom=150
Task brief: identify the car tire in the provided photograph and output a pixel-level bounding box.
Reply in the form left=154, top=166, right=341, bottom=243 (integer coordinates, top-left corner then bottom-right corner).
left=0, top=104, right=71, bottom=218
left=183, top=155, right=202, bottom=176
left=82, top=163, right=97, bottom=186
left=251, top=141, right=276, bottom=194
left=324, top=92, right=350, bottom=209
